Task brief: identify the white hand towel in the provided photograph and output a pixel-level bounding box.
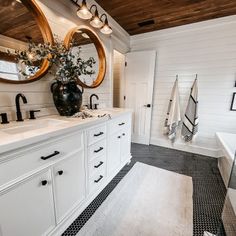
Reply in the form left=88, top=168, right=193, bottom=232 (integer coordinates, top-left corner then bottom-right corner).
left=164, top=78, right=181, bottom=142
left=182, top=77, right=199, bottom=142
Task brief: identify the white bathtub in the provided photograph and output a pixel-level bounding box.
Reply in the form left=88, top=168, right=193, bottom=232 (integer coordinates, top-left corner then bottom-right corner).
left=216, top=132, right=236, bottom=187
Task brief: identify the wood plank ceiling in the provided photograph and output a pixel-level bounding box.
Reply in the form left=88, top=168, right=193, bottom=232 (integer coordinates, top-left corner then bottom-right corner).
left=0, top=0, right=43, bottom=43
left=95, top=0, right=236, bottom=35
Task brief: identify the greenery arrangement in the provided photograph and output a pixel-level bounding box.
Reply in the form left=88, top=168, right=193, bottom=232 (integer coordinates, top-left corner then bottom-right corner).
left=13, top=37, right=96, bottom=83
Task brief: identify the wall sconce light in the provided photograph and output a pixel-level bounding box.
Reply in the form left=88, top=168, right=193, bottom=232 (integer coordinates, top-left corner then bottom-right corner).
left=100, top=14, right=113, bottom=35
left=89, top=5, right=103, bottom=28
left=76, top=0, right=92, bottom=20
left=74, top=0, right=112, bottom=35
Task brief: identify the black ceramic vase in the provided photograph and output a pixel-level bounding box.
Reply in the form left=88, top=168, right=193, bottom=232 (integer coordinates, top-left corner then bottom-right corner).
left=51, top=80, right=84, bottom=116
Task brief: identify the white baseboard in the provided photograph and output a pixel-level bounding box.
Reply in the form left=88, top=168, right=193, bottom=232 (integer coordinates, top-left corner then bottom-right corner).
left=150, top=137, right=220, bottom=158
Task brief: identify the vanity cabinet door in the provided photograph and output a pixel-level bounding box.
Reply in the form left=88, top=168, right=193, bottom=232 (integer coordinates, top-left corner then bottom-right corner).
left=120, top=126, right=131, bottom=163
left=107, top=131, right=121, bottom=175
left=53, top=150, right=86, bottom=223
left=0, top=170, right=55, bottom=236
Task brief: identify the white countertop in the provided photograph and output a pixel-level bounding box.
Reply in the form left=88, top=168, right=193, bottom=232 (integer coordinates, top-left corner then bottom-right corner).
left=216, top=132, right=236, bottom=161
left=0, top=108, right=132, bottom=155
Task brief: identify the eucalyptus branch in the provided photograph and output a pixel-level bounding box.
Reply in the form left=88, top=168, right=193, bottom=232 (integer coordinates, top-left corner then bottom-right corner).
left=11, top=36, right=96, bottom=83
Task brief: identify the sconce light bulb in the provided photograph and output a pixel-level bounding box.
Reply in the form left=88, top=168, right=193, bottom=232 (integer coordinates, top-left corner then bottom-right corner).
left=77, top=0, right=92, bottom=20
left=90, top=16, right=103, bottom=28
left=100, top=24, right=112, bottom=35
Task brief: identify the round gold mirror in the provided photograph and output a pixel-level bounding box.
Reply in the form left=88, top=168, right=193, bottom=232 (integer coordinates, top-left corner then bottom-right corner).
left=0, top=0, right=53, bottom=84
left=64, top=26, right=106, bottom=88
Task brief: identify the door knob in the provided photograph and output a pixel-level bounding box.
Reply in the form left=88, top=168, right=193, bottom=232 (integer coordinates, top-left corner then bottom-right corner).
left=144, top=104, right=151, bottom=108
left=41, top=180, right=48, bottom=186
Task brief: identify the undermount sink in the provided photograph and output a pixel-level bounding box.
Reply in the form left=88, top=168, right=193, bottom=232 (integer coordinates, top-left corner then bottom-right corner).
left=0, top=118, right=68, bottom=135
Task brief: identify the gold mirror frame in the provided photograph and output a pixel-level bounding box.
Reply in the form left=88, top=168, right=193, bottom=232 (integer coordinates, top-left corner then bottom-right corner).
left=0, top=0, right=54, bottom=84
left=64, top=26, right=106, bottom=89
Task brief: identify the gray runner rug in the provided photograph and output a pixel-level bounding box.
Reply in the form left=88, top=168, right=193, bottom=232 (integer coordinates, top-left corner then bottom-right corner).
left=77, top=162, right=193, bottom=236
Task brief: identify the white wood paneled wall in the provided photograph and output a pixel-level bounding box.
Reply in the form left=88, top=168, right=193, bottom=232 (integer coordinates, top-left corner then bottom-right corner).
left=0, top=0, right=130, bottom=120
left=131, top=16, right=236, bottom=157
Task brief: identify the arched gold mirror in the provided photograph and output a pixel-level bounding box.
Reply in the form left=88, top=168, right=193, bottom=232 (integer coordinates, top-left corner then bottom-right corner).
left=64, top=26, right=106, bottom=88
left=0, top=0, right=53, bottom=84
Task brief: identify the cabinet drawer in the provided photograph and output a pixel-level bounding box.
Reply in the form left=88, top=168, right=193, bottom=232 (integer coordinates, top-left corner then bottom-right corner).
left=88, top=139, right=106, bottom=161
left=108, top=114, right=131, bottom=134
left=0, top=132, right=83, bottom=188
left=89, top=167, right=106, bottom=194
left=87, top=125, right=106, bottom=146
left=88, top=155, right=106, bottom=179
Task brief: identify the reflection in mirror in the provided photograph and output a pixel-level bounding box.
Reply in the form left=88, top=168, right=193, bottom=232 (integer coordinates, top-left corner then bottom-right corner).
left=0, top=0, right=53, bottom=83
left=64, top=27, right=106, bottom=88
left=71, top=31, right=99, bottom=87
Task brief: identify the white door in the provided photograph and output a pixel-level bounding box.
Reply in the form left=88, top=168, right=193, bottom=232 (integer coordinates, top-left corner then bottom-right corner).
left=53, top=150, right=86, bottom=223
left=124, top=50, right=156, bottom=145
left=0, top=170, right=55, bottom=236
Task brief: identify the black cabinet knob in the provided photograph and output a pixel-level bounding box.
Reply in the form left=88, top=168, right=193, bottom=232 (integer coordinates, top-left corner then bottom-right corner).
left=58, top=170, right=64, bottom=175
left=122, top=133, right=125, bottom=136
left=41, top=180, right=48, bottom=186
left=117, top=136, right=121, bottom=139
left=144, top=104, right=151, bottom=108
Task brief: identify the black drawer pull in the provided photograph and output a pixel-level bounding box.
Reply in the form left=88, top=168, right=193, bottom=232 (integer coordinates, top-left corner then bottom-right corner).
left=122, top=133, right=125, bottom=136
left=41, top=180, right=48, bottom=186
left=117, top=136, right=121, bottom=139
left=41, top=151, right=60, bottom=160
left=94, top=161, right=104, bottom=168
left=94, top=147, right=104, bottom=153
left=118, top=122, right=125, bottom=126
left=58, top=170, right=64, bottom=175
left=94, top=132, right=104, bottom=137
left=94, top=175, right=103, bottom=183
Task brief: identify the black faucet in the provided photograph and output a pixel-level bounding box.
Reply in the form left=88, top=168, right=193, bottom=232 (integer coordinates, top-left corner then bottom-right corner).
left=15, top=93, right=27, bottom=121
left=89, top=94, right=99, bottom=110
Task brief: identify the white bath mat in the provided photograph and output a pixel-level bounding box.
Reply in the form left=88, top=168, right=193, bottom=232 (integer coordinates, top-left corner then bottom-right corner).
left=77, top=162, right=193, bottom=236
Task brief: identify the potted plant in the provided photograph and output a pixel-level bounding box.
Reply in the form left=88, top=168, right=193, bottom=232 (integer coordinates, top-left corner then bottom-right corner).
left=13, top=37, right=96, bottom=116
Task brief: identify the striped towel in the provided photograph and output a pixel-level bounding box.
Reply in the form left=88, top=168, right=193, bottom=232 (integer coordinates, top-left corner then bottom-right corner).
left=182, top=77, right=199, bottom=142
left=164, top=77, right=181, bottom=142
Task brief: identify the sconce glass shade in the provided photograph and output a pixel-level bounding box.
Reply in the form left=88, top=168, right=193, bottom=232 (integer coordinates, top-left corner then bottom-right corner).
left=90, top=8, right=103, bottom=28
left=100, top=18, right=112, bottom=34
left=77, top=0, right=92, bottom=20
left=90, top=18, right=103, bottom=28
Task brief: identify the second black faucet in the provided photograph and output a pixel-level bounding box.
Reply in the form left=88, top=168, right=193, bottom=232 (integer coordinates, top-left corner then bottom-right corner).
left=15, top=93, right=27, bottom=122
left=89, top=94, right=99, bottom=110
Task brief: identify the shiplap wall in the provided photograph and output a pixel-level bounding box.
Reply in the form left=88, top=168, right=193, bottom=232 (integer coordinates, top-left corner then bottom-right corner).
left=131, top=16, right=236, bottom=157
left=0, top=0, right=130, bottom=120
